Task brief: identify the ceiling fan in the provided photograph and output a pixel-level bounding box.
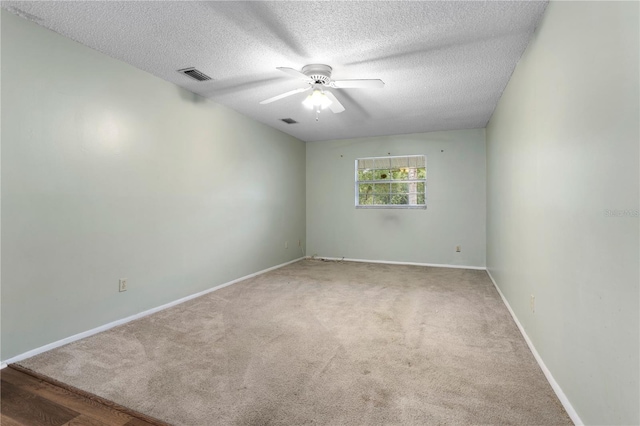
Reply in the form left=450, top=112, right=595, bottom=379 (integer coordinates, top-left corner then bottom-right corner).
left=259, top=64, right=384, bottom=119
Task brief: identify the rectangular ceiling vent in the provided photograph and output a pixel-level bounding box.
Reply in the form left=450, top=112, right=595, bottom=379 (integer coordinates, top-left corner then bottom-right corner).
left=178, top=67, right=212, bottom=82
left=281, top=118, right=298, bottom=124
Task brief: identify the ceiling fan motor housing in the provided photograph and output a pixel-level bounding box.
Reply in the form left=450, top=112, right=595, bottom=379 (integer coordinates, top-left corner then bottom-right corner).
left=302, top=64, right=333, bottom=85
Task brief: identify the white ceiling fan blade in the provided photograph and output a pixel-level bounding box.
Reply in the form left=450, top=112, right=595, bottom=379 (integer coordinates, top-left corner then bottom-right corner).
left=331, top=79, right=385, bottom=89
left=324, top=91, right=345, bottom=113
left=259, top=87, right=310, bottom=104
left=276, top=67, right=312, bottom=81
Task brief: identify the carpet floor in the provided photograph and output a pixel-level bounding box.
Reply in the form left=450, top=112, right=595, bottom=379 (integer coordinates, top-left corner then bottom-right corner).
left=17, top=260, right=571, bottom=425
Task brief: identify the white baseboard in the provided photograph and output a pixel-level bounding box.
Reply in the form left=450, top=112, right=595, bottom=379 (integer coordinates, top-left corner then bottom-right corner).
left=308, top=256, right=486, bottom=271
left=1, top=257, right=304, bottom=367
left=486, top=269, right=583, bottom=426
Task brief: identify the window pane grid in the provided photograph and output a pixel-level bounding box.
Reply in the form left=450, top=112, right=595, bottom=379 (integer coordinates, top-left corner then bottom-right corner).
left=356, top=155, right=426, bottom=208
left=357, top=155, right=425, bottom=170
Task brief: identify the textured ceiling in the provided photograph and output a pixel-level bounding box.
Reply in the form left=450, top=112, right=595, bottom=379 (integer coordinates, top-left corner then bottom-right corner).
left=2, top=1, right=547, bottom=142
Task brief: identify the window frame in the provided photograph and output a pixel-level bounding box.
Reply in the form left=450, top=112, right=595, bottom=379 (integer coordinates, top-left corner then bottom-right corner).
left=354, top=154, right=427, bottom=209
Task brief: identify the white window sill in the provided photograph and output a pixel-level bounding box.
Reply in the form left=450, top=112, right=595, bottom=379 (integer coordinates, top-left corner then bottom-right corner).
left=356, top=205, right=427, bottom=210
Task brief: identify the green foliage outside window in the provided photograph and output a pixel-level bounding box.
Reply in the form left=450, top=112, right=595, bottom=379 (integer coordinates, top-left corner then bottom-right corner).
left=356, top=156, right=426, bottom=208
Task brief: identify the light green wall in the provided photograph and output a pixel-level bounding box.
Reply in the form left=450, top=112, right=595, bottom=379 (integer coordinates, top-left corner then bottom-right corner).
left=306, top=129, right=486, bottom=267
left=0, top=11, right=306, bottom=361
left=486, top=1, right=639, bottom=424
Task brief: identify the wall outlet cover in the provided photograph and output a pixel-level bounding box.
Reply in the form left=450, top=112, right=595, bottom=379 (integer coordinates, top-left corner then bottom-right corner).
left=530, top=294, right=535, bottom=313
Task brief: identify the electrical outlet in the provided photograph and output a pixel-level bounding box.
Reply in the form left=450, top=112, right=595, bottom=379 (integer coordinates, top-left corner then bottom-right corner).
left=119, top=279, right=127, bottom=292
left=456, top=245, right=461, bottom=252
left=530, top=294, right=535, bottom=313
left=284, top=241, right=288, bottom=249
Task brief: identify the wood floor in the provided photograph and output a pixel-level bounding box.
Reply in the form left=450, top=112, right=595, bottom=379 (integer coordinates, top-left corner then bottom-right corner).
left=1, top=366, right=167, bottom=426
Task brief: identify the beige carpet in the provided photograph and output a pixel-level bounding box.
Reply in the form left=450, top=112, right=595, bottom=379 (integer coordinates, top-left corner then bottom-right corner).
left=18, top=260, right=571, bottom=425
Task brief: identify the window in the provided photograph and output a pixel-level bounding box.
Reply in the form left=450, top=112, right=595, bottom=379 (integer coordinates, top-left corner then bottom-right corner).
left=355, top=155, right=426, bottom=209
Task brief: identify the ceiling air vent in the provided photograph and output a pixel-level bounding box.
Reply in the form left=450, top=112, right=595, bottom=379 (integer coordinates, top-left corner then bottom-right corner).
left=178, top=67, right=212, bottom=82
left=281, top=118, right=298, bottom=124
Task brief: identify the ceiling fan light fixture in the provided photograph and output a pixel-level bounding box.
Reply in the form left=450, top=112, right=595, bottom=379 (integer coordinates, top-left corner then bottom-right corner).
left=302, top=89, right=332, bottom=110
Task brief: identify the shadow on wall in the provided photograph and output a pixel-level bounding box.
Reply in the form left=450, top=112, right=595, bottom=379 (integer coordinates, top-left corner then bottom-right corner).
left=176, top=87, right=209, bottom=104
left=381, top=213, right=401, bottom=225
